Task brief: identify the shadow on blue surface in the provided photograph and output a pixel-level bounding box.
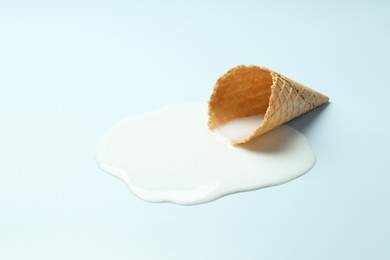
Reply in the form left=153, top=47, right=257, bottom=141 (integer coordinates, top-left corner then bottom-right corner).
left=285, top=102, right=330, bottom=135
left=238, top=102, right=330, bottom=153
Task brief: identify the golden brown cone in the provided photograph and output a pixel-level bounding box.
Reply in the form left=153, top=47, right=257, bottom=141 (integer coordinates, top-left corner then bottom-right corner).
left=208, top=65, right=329, bottom=144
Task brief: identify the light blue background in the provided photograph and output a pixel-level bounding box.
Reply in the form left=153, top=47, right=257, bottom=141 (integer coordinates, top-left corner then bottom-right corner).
left=1, top=1, right=389, bottom=259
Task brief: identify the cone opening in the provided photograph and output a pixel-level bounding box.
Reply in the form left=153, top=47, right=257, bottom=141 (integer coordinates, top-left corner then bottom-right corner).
left=208, top=65, right=273, bottom=130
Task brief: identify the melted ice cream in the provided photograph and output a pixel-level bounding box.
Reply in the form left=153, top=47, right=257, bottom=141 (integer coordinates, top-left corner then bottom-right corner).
left=95, top=104, right=315, bottom=205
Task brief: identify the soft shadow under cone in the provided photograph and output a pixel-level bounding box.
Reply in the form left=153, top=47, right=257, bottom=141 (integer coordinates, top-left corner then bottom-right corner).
left=208, top=65, right=329, bottom=144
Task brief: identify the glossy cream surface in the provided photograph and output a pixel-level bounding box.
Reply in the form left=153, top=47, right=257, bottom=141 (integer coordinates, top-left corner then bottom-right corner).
left=95, top=104, right=315, bottom=205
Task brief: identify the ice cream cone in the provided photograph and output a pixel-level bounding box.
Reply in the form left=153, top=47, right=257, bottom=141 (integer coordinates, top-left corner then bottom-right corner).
left=208, top=65, right=329, bottom=144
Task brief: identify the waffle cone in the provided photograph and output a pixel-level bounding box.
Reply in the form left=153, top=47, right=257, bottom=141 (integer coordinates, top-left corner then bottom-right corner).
left=208, top=65, right=329, bottom=144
